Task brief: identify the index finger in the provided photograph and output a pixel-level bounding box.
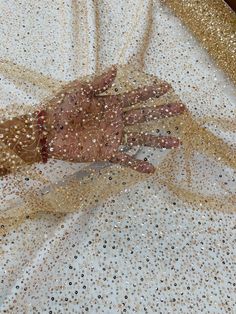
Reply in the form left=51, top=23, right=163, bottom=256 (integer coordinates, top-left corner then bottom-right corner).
left=118, top=82, right=171, bottom=107
left=90, top=65, right=117, bottom=94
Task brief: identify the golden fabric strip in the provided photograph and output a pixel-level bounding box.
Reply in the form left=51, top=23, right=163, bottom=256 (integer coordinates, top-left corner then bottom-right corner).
left=162, top=0, right=236, bottom=85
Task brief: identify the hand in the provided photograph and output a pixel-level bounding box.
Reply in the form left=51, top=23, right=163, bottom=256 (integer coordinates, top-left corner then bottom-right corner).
left=46, top=66, right=186, bottom=174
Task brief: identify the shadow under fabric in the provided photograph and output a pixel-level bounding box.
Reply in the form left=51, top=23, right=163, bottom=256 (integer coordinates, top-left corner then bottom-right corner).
left=0, top=63, right=235, bottom=235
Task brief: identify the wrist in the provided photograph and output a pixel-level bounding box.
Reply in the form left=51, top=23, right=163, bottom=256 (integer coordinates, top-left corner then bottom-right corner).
left=0, top=113, right=42, bottom=165
left=42, top=107, right=57, bottom=160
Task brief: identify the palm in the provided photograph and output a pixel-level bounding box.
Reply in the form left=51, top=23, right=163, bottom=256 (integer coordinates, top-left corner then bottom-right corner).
left=50, top=94, right=124, bottom=162
left=47, top=66, right=186, bottom=173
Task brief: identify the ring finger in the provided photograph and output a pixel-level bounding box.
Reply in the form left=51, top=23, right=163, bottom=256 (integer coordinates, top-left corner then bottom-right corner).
left=122, top=132, right=181, bottom=149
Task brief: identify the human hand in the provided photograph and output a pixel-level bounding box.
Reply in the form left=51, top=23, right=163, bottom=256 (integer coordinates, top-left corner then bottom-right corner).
left=46, top=66, right=186, bottom=174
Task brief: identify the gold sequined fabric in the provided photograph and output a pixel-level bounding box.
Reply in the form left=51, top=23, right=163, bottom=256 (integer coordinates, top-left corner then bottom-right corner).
left=0, top=0, right=236, bottom=235
left=0, top=1, right=236, bottom=312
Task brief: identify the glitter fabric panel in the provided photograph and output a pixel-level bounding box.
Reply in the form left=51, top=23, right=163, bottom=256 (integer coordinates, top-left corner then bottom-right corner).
left=0, top=0, right=236, bottom=312
left=163, top=0, right=236, bottom=85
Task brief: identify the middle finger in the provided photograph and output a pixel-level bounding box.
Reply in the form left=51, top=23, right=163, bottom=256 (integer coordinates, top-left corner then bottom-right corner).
left=123, top=102, right=186, bottom=125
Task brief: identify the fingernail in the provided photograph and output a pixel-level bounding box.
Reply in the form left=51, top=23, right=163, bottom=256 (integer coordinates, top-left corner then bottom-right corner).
left=178, top=102, right=187, bottom=112
left=162, top=137, right=181, bottom=148
left=139, top=162, right=155, bottom=174
left=162, top=82, right=171, bottom=91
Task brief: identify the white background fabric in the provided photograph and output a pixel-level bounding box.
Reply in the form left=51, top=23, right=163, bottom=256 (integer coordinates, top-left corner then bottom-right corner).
left=0, top=0, right=235, bottom=313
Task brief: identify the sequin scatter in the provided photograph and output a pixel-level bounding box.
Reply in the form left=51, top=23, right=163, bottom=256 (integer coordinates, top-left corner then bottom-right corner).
left=0, top=0, right=236, bottom=313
